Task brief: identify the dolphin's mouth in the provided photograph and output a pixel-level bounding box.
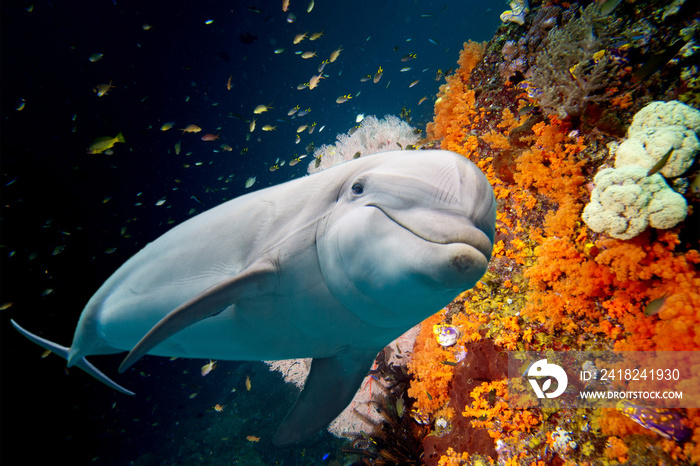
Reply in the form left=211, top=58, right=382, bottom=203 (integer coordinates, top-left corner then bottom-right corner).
left=369, top=204, right=493, bottom=261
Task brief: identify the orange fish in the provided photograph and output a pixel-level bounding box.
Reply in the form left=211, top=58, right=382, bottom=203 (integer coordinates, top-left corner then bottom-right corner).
left=201, top=133, right=220, bottom=141
left=226, top=75, right=232, bottom=90
left=282, top=0, right=290, bottom=12
left=180, top=124, right=202, bottom=134
left=246, top=435, right=260, bottom=442
left=214, top=404, right=225, bottom=412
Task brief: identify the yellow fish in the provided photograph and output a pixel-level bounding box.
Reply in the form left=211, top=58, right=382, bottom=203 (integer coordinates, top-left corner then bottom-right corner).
left=253, top=104, right=273, bottom=114
left=293, top=32, right=308, bottom=44
left=160, top=121, right=175, bottom=131
left=94, top=80, right=114, bottom=97
left=329, top=46, right=343, bottom=63
left=245, top=375, right=251, bottom=391
left=87, top=132, right=125, bottom=154
left=261, top=125, right=276, bottom=131
left=246, top=435, right=260, bottom=442
left=201, top=359, right=217, bottom=376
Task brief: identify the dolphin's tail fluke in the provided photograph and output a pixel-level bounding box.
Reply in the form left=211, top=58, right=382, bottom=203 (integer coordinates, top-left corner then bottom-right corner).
left=10, top=319, right=135, bottom=396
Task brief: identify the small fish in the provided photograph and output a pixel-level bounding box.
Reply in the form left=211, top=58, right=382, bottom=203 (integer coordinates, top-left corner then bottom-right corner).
left=142, top=23, right=152, bottom=30
left=201, top=133, right=220, bottom=141
left=221, top=144, right=233, bottom=152
left=262, top=125, right=276, bottom=131
left=274, top=48, right=286, bottom=54
left=293, top=32, right=308, bottom=44
left=301, top=51, right=317, bottom=59
left=246, top=435, right=260, bottom=442
left=308, top=74, right=324, bottom=89
left=287, top=105, right=300, bottom=116
left=373, top=66, right=383, bottom=83
left=418, top=96, right=428, bottom=105
left=0, top=302, right=13, bottom=311
left=89, top=53, right=104, bottom=62
left=180, top=124, right=202, bottom=134
left=307, top=0, right=314, bottom=13
left=253, top=104, right=273, bottom=114
left=41, top=349, right=52, bottom=358
left=226, top=75, right=232, bottom=90
left=409, top=79, right=419, bottom=88
left=297, top=107, right=311, bottom=117
left=598, top=0, right=623, bottom=15
left=245, top=177, right=256, bottom=188
left=160, top=121, right=175, bottom=131
left=282, top=0, right=290, bottom=12
left=329, top=46, right=343, bottom=63
left=249, top=118, right=257, bottom=132
left=245, top=375, right=252, bottom=391
left=269, top=164, right=279, bottom=172
left=204, top=19, right=214, bottom=25
left=155, top=198, right=166, bottom=206
left=644, top=296, right=668, bottom=316
left=400, top=66, right=412, bottom=72
left=356, top=113, right=365, bottom=123
left=353, top=151, right=361, bottom=159
left=401, top=53, right=417, bottom=62
left=94, top=80, right=114, bottom=97
left=309, top=31, right=324, bottom=41
left=286, top=12, right=296, bottom=23
left=201, top=359, right=217, bottom=376
left=174, top=141, right=181, bottom=155
left=336, top=94, right=352, bottom=104
left=396, top=397, right=405, bottom=418
left=428, top=38, right=439, bottom=45
left=297, top=124, right=308, bottom=133
left=87, top=132, right=125, bottom=154
left=647, top=148, right=674, bottom=176
left=214, top=404, right=225, bottom=412
left=440, top=360, right=458, bottom=366
left=317, top=60, right=328, bottom=73
left=16, top=98, right=26, bottom=111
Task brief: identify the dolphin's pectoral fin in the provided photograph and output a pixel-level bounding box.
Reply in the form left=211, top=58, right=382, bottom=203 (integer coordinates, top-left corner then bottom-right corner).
left=273, top=348, right=380, bottom=446
left=118, top=260, right=277, bottom=373
left=11, top=319, right=134, bottom=395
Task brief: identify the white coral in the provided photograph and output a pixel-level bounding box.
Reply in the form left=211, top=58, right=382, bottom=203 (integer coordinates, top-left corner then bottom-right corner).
left=582, top=166, right=687, bottom=240
left=615, top=100, right=700, bottom=177
left=308, top=115, right=419, bottom=173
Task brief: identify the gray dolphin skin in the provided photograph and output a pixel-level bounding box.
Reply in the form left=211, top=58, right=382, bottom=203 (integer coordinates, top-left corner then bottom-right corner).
left=11, top=149, right=496, bottom=446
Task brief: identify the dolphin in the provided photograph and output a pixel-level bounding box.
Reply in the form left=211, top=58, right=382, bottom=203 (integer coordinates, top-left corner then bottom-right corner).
left=11, top=149, right=495, bottom=446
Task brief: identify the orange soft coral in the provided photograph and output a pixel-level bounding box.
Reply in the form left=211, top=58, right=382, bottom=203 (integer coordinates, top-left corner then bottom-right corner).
left=427, top=41, right=485, bottom=156
left=407, top=312, right=457, bottom=416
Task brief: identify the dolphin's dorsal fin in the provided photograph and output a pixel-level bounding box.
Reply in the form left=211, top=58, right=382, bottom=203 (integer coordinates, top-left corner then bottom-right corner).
left=118, top=260, right=276, bottom=373
left=273, top=348, right=380, bottom=446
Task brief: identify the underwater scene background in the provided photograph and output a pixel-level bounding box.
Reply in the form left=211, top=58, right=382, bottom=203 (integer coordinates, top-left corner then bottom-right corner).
left=1, top=0, right=699, bottom=465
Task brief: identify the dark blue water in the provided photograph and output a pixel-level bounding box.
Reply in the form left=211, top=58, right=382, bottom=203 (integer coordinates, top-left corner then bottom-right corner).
left=0, top=1, right=500, bottom=464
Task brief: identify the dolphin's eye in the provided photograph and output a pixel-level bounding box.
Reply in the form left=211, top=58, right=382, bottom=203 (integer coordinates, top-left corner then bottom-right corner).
left=351, top=182, right=364, bottom=195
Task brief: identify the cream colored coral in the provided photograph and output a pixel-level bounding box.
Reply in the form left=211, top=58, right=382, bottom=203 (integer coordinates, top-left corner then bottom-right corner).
left=582, top=166, right=687, bottom=240
left=615, top=100, right=700, bottom=177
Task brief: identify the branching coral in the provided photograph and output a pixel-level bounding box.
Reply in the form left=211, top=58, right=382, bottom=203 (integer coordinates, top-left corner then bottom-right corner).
left=528, top=4, right=620, bottom=118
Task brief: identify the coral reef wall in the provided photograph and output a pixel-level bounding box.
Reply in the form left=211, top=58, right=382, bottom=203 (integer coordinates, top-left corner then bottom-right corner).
left=408, top=1, right=700, bottom=464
